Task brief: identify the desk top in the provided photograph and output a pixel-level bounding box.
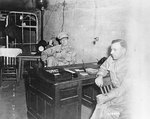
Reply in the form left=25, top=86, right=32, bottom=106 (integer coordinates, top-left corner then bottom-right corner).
left=28, top=62, right=110, bottom=86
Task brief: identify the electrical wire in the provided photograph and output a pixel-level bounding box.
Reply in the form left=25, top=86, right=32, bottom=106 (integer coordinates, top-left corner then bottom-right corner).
left=93, top=0, right=98, bottom=37
left=61, top=0, right=66, bottom=32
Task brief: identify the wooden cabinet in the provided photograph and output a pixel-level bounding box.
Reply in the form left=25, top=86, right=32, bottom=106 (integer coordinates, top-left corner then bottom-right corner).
left=82, top=84, right=99, bottom=107
left=25, top=69, right=81, bottom=119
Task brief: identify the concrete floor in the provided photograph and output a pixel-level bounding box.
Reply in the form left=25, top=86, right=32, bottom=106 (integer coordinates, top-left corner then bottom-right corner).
left=0, top=80, right=93, bottom=119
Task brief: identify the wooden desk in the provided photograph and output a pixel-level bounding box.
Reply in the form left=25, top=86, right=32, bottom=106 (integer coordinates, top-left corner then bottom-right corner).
left=25, top=63, right=110, bottom=119
left=17, top=54, right=41, bottom=80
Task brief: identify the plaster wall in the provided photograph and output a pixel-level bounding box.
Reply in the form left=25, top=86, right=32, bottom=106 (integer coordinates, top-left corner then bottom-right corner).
left=126, top=0, right=150, bottom=119
left=42, top=0, right=130, bottom=63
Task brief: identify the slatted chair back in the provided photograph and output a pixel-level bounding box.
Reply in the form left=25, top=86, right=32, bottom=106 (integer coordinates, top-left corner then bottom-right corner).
left=2, top=56, right=17, bottom=66
left=0, top=48, right=22, bottom=86
left=99, top=76, right=114, bottom=94
left=100, top=83, right=113, bottom=94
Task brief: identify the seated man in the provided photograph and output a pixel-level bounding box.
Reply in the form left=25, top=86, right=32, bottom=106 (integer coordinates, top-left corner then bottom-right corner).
left=90, top=39, right=131, bottom=119
left=41, top=32, right=76, bottom=67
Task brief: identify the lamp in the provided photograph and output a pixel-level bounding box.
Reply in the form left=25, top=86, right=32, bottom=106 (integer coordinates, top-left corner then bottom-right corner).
left=36, top=0, right=48, bottom=55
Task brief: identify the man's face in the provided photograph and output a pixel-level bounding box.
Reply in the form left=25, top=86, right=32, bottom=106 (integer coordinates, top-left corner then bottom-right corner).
left=110, top=42, right=126, bottom=60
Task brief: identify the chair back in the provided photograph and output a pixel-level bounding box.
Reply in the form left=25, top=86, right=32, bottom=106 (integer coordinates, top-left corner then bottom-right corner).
left=100, top=84, right=113, bottom=94
left=2, top=56, right=17, bottom=66
left=99, top=76, right=114, bottom=94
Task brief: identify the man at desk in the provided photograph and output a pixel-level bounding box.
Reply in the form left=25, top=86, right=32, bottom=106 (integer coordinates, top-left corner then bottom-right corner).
left=41, top=32, right=76, bottom=67
left=90, top=39, right=130, bottom=119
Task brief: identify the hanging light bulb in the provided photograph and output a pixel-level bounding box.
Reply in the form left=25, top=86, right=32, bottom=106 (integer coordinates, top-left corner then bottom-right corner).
left=36, top=0, right=48, bottom=10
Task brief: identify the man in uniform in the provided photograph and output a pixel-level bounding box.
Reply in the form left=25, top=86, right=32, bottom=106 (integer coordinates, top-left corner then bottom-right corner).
left=90, top=39, right=131, bottom=119
left=41, top=32, right=76, bottom=67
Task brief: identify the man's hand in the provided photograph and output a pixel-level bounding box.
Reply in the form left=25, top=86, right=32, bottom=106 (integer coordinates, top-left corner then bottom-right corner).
left=95, top=75, right=103, bottom=87
left=96, top=94, right=108, bottom=105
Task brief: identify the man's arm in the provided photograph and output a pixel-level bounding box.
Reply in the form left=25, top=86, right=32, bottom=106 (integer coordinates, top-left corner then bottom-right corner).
left=41, top=50, right=48, bottom=63
left=41, top=46, right=57, bottom=62
left=97, top=56, right=112, bottom=77
left=95, top=56, right=112, bottom=87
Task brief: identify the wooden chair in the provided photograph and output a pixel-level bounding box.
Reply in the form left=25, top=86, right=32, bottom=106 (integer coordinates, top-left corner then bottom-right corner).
left=100, top=83, right=114, bottom=94
left=0, top=48, right=22, bottom=86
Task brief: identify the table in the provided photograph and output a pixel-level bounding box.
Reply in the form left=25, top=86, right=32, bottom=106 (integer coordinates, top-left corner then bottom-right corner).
left=25, top=63, right=110, bottom=119
left=17, top=54, right=41, bottom=80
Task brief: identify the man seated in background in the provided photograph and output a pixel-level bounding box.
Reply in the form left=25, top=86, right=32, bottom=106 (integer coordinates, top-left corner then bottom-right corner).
left=41, top=32, right=76, bottom=67
left=90, top=39, right=131, bottom=119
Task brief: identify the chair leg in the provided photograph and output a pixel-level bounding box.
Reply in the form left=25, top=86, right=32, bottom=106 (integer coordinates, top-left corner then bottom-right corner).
left=0, top=69, right=2, bottom=87
left=17, top=68, right=20, bottom=86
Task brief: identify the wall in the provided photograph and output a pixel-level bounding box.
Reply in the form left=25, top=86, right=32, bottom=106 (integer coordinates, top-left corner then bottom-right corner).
left=42, top=0, right=130, bottom=63
left=127, top=0, right=150, bottom=119
left=0, top=0, right=36, bottom=10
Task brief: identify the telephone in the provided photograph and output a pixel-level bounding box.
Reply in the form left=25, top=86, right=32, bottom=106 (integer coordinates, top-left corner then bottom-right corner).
left=97, top=57, right=107, bottom=66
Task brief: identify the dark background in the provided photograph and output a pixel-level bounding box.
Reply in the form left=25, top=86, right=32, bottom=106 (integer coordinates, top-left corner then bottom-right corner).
left=0, top=0, right=36, bottom=11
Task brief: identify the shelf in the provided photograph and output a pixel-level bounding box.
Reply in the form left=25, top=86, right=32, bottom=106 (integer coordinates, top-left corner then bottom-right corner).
left=10, top=43, right=37, bottom=45
left=17, top=25, right=37, bottom=28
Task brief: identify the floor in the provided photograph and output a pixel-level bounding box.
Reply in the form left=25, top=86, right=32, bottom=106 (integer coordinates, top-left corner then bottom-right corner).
left=0, top=80, right=94, bottom=119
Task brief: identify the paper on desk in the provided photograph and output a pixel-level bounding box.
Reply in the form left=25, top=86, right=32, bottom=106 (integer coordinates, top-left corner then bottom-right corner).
left=64, top=68, right=75, bottom=74
left=85, top=68, right=98, bottom=74
left=79, top=72, right=89, bottom=76
left=74, top=69, right=84, bottom=72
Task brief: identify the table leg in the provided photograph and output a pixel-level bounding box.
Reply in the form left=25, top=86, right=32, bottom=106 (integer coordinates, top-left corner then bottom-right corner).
left=18, top=57, right=22, bottom=83
left=21, top=60, right=24, bottom=80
